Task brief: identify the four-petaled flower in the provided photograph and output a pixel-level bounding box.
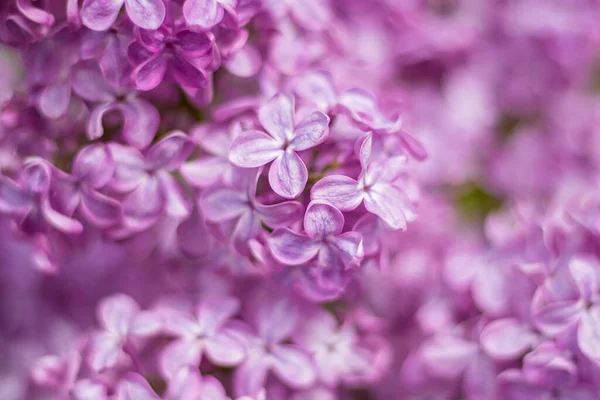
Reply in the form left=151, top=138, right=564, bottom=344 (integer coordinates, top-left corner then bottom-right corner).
left=229, top=94, right=330, bottom=199
left=311, top=132, right=417, bottom=230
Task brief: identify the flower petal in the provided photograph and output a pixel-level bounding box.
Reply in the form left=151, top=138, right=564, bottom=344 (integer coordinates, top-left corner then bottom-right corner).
left=133, top=53, right=168, bottom=91
left=73, top=143, right=115, bottom=188
left=268, top=151, right=308, bottom=199
left=170, top=53, right=208, bottom=89
left=41, top=199, right=84, bottom=235
left=268, top=228, right=320, bottom=265
left=364, top=182, right=414, bottom=231
left=290, top=111, right=330, bottom=151
left=88, top=332, right=122, bottom=371
left=480, top=319, right=534, bottom=361
left=81, top=0, right=124, bottom=31
left=71, top=64, right=116, bottom=103
left=107, top=144, right=146, bottom=192
left=304, top=200, right=344, bottom=239
left=38, top=81, right=71, bottom=119
left=578, top=307, right=600, bottom=364
left=176, top=30, right=213, bottom=57
left=205, top=329, right=246, bottom=366
left=271, top=345, right=317, bottom=389
left=328, top=231, right=364, bottom=267
left=120, top=98, right=161, bottom=149
left=100, top=34, right=133, bottom=87
left=160, top=338, right=203, bottom=380
left=258, top=94, right=295, bottom=142
left=0, top=176, right=30, bottom=214
left=533, top=300, right=584, bottom=337
left=117, top=373, right=160, bottom=400
left=122, top=176, right=164, bottom=231
left=229, top=130, right=283, bottom=168
left=180, top=157, right=230, bottom=188
left=146, top=131, right=195, bottom=171
left=183, top=0, right=224, bottom=30
left=231, top=210, right=262, bottom=256
left=79, top=187, right=122, bottom=228
left=199, top=185, right=248, bottom=222
left=157, top=173, right=190, bottom=218
left=87, top=102, right=119, bottom=141
left=292, top=71, right=337, bottom=111
left=124, top=0, right=166, bottom=30
left=225, top=44, right=262, bottom=78
left=569, top=256, right=600, bottom=302
left=233, top=353, right=270, bottom=398
left=310, top=175, right=362, bottom=211
left=255, top=200, right=304, bottom=228
left=98, top=293, right=140, bottom=334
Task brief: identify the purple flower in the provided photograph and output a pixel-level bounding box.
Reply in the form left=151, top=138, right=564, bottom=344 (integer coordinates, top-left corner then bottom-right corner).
left=267, top=200, right=363, bottom=289
left=51, top=143, right=122, bottom=229
left=183, top=0, right=239, bottom=31
left=87, top=293, right=162, bottom=371
left=229, top=94, right=330, bottom=199
left=311, top=133, right=416, bottom=231
left=81, top=0, right=166, bottom=31
left=233, top=293, right=316, bottom=396
left=108, top=131, right=195, bottom=234
left=71, top=63, right=160, bottom=149
left=129, top=26, right=213, bottom=91
left=160, top=295, right=246, bottom=379
left=0, top=157, right=83, bottom=235
left=200, top=167, right=304, bottom=256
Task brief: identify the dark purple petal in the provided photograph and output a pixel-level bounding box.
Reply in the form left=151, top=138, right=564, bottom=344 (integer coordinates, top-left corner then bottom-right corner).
left=229, top=130, right=283, bottom=168
left=183, top=0, right=224, bottom=30
left=73, top=143, right=115, bottom=188
left=258, top=94, right=296, bottom=142
left=0, top=175, right=31, bottom=214
left=132, top=53, right=168, bottom=91
left=16, top=0, right=55, bottom=26
left=268, top=228, right=320, bottom=265
left=304, top=200, right=344, bottom=239
left=176, top=30, right=213, bottom=57
left=41, top=198, right=84, bottom=235
left=87, top=102, right=119, bottom=141
left=72, top=64, right=116, bottom=103
left=255, top=200, right=303, bottom=228
left=310, top=175, right=362, bottom=211
left=268, top=151, right=308, bottom=199
left=146, top=131, right=195, bottom=171
left=120, top=98, right=160, bottom=149
left=170, top=53, right=208, bottom=89
left=81, top=0, right=124, bottom=31
left=124, top=0, right=166, bottom=30
left=100, top=35, right=133, bottom=87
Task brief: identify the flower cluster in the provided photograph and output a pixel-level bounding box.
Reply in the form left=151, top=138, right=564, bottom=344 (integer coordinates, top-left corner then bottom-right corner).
left=3, top=0, right=600, bottom=399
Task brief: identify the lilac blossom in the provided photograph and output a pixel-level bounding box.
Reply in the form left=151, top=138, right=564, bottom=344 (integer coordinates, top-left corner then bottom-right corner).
left=229, top=94, right=330, bottom=198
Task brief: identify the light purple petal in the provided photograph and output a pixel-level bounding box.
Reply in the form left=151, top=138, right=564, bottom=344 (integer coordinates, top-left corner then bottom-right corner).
left=421, top=336, right=478, bottom=378
left=268, top=151, right=308, bottom=199
left=117, top=373, right=160, bottom=400
left=304, top=200, right=344, bottom=239
left=73, top=143, right=115, bottom=188
left=146, top=131, right=195, bottom=171
left=268, top=228, right=320, bottom=265
left=133, top=53, right=168, bottom=91
left=289, top=0, right=331, bottom=31
left=271, top=345, right=317, bottom=389
left=229, top=130, right=283, bottom=168
left=170, top=53, right=208, bottom=89
left=352, top=214, right=380, bottom=256
left=41, top=199, right=84, bottom=234
left=38, top=81, right=71, bottom=119
left=254, top=200, right=303, bottom=228
left=100, top=34, right=133, bottom=87
left=87, top=102, right=119, bottom=141
left=79, top=188, right=123, bottom=228
left=183, top=0, right=224, bottom=30
left=16, top=0, right=55, bottom=26
left=122, top=176, right=164, bottom=230
left=234, top=353, right=270, bottom=398
left=163, top=366, right=203, bottom=400
left=255, top=295, right=298, bottom=343
left=160, top=339, right=203, bottom=380
left=177, top=207, right=212, bottom=258
left=130, top=311, right=162, bottom=336
left=120, top=98, right=161, bottom=149
left=293, top=71, right=337, bottom=111
left=578, top=307, right=600, bottom=364
left=98, top=293, right=140, bottom=334
left=180, top=157, right=229, bottom=187
left=231, top=210, right=261, bottom=256
left=258, top=94, right=295, bottom=142
left=196, top=295, right=240, bottom=334
left=107, top=144, right=146, bottom=192
left=225, top=44, right=262, bottom=78
left=71, top=64, right=116, bottom=102
left=480, top=319, right=534, bottom=360
left=310, top=175, right=362, bottom=211
left=176, top=30, right=213, bottom=57
left=533, top=300, right=584, bottom=337
left=71, top=379, right=107, bottom=400
left=124, top=0, right=166, bottom=30
left=198, top=376, right=228, bottom=400
left=81, top=0, right=124, bottom=31
left=569, top=257, right=600, bottom=302
left=199, top=186, right=248, bottom=222
left=157, top=173, right=190, bottom=218
left=205, top=330, right=246, bottom=366
left=88, top=332, right=122, bottom=371
left=290, top=111, right=330, bottom=151
left=364, top=182, right=414, bottom=231
left=328, top=231, right=364, bottom=267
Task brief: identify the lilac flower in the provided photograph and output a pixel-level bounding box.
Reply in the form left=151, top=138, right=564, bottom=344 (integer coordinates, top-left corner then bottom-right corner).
left=81, top=0, right=166, bottom=31
left=0, top=157, right=83, bottom=235
left=268, top=200, right=363, bottom=289
left=160, top=294, right=246, bottom=379
left=200, top=167, right=304, bottom=256
left=51, top=143, right=122, bottom=229
left=183, top=0, right=238, bottom=31
left=129, top=26, right=213, bottom=91
left=71, top=63, right=160, bottom=149
left=532, top=256, right=600, bottom=365
left=311, top=133, right=416, bottom=230
left=234, top=293, right=316, bottom=396
left=108, top=131, right=195, bottom=234
left=229, top=94, right=330, bottom=198
left=87, top=293, right=162, bottom=371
